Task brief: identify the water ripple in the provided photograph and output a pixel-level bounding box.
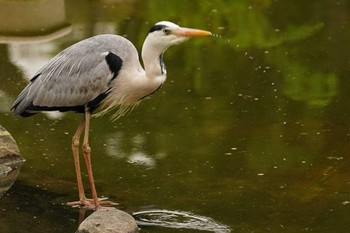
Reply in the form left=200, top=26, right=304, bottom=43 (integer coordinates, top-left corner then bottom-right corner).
left=133, top=209, right=231, bottom=232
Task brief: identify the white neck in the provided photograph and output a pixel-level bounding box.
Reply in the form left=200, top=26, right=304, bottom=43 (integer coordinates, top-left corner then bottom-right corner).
left=141, top=36, right=167, bottom=82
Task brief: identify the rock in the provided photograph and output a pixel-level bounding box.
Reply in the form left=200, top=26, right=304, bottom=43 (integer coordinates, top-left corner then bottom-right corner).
left=0, top=124, right=24, bottom=197
left=76, top=207, right=139, bottom=233
left=0, top=124, right=23, bottom=166
left=0, top=164, right=12, bottom=178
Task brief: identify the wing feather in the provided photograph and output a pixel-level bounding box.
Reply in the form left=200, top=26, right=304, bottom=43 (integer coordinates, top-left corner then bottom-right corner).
left=11, top=34, right=137, bottom=116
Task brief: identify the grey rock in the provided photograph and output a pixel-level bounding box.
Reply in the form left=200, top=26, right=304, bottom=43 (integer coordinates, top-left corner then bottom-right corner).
left=0, top=124, right=23, bottom=166
left=0, top=165, right=12, bottom=178
left=0, top=124, right=24, bottom=197
left=76, top=207, right=139, bottom=233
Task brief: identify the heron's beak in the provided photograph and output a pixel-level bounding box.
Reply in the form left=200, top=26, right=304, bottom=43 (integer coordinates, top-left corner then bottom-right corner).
left=173, top=27, right=212, bottom=37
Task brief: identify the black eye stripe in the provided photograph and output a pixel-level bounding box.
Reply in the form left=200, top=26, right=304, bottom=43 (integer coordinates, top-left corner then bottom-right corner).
left=149, top=24, right=167, bottom=33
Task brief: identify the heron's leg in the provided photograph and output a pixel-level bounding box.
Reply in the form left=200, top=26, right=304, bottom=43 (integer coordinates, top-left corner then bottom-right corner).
left=67, top=111, right=117, bottom=209
left=82, top=110, right=100, bottom=209
left=70, top=116, right=86, bottom=202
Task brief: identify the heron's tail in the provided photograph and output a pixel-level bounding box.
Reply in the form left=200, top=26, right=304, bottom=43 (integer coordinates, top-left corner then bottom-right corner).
left=11, top=86, right=37, bottom=117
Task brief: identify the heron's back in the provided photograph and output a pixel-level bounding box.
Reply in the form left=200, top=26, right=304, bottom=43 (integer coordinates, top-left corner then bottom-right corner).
left=11, top=34, right=142, bottom=117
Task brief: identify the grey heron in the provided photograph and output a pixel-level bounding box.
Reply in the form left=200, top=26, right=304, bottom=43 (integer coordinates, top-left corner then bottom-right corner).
left=11, top=21, right=211, bottom=209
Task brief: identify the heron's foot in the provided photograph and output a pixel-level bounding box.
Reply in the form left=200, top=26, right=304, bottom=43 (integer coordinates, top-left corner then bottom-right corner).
left=67, top=197, right=118, bottom=210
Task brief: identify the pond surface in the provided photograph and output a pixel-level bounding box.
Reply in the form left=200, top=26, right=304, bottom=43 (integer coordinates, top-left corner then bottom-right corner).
left=1, top=0, right=350, bottom=232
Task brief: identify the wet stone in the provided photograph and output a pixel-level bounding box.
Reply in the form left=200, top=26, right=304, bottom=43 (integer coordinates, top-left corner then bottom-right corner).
left=76, top=207, right=139, bottom=233
left=0, top=124, right=24, bottom=197
left=0, top=165, right=12, bottom=178
left=0, top=124, right=23, bottom=166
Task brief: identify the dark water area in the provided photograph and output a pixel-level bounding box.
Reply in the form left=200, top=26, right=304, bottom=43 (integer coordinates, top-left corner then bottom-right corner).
left=1, top=0, right=350, bottom=232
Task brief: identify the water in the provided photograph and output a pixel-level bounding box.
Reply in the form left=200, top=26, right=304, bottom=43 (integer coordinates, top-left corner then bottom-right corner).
left=133, top=210, right=231, bottom=232
left=1, top=0, right=350, bottom=232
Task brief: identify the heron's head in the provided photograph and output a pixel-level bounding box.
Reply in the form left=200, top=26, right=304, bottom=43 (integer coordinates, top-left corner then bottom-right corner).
left=145, top=21, right=211, bottom=50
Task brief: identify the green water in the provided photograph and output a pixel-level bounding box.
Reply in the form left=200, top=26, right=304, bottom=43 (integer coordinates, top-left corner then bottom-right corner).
left=1, top=0, right=350, bottom=232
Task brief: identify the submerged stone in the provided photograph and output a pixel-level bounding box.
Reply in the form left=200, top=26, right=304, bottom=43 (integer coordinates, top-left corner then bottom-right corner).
left=76, top=207, right=139, bottom=233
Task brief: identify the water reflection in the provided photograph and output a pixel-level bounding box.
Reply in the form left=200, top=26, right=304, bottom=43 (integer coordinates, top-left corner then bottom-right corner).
left=0, top=166, right=22, bottom=198
left=127, top=152, right=157, bottom=168
left=0, top=0, right=70, bottom=120
left=0, top=0, right=70, bottom=43
left=105, top=133, right=167, bottom=169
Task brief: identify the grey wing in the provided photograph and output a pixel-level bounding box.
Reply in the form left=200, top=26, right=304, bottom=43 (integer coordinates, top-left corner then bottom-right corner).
left=11, top=36, right=124, bottom=116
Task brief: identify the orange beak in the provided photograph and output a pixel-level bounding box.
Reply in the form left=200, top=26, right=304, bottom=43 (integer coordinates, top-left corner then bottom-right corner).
left=173, top=27, right=212, bottom=37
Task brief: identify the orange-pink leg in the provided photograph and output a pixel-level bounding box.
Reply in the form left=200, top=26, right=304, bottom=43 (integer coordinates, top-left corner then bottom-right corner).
left=82, top=111, right=100, bottom=208
left=67, top=116, right=87, bottom=206
left=67, top=110, right=117, bottom=210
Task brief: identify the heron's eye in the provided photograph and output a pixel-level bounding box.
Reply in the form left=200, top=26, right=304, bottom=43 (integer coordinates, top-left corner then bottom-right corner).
left=163, top=28, right=171, bottom=35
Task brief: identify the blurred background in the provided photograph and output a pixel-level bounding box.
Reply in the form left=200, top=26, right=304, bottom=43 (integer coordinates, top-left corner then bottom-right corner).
left=1, top=0, right=350, bottom=232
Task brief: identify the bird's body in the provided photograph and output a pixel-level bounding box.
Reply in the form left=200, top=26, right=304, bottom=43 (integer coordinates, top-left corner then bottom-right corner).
left=11, top=21, right=211, bottom=209
left=12, top=34, right=163, bottom=119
